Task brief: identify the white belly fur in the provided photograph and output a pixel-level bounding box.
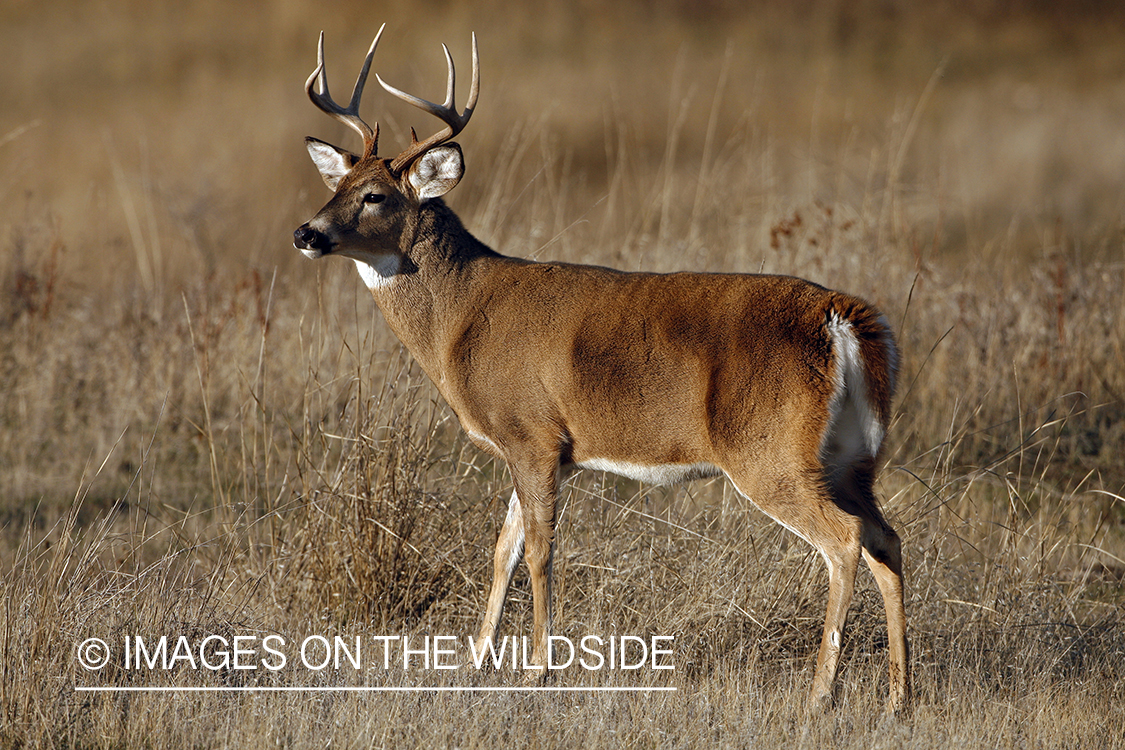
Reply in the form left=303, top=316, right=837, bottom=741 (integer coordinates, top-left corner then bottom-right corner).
left=574, top=458, right=723, bottom=486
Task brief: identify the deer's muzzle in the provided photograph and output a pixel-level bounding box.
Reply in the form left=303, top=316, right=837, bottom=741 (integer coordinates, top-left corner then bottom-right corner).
left=293, top=225, right=334, bottom=258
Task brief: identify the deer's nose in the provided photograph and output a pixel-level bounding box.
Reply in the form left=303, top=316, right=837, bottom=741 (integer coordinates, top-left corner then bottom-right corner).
left=293, top=225, right=332, bottom=254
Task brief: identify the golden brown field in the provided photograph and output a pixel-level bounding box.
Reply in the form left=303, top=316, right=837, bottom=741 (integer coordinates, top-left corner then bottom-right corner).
left=3, top=0, right=1124, bottom=747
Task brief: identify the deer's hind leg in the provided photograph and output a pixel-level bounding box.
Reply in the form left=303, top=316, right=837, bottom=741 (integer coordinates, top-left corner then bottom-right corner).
left=726, top=464, right=864, bottom=712
left=830, top=459, right=910, bottom=716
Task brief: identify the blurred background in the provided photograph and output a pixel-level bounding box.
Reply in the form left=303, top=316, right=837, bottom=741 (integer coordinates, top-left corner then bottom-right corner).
left=6, top=0, right=1125, bottom=280
left=3, top=0, right=1124, bottom=551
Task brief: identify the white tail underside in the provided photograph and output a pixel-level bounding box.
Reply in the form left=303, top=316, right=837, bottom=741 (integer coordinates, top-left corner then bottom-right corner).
left=822, top=313, right=886, bottom=468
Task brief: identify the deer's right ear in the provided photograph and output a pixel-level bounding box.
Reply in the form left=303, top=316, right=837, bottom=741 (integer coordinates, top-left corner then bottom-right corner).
left=407, top=144, right=464, bottom=201
left=305, top=137, right=360, bottom=191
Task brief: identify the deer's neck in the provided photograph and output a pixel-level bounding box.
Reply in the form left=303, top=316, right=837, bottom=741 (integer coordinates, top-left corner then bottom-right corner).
left=363, top=199, right=499, bottom=383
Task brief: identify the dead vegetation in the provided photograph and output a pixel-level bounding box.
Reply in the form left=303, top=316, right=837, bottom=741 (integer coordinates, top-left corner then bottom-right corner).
left=2, top=0, right=1124, bottom=747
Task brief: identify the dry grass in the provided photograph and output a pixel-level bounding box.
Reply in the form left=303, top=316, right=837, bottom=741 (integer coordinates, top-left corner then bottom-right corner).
left=3, top=0, right=1125, bottom=747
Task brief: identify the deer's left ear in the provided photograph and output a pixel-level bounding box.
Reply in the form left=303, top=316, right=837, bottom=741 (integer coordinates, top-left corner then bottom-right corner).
left=306, top=137, right=360, bottom=191
left=407, top=144, right=464, bottom=200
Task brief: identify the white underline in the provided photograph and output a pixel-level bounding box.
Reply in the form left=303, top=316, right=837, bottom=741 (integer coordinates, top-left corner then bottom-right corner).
left=76, top=686, right=676, bottom=693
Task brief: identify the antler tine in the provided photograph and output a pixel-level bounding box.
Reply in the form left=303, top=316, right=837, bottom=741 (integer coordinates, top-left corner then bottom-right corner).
left=380, top=32, right=479, bottom=174
left=305, top=25, right=385, bottom=157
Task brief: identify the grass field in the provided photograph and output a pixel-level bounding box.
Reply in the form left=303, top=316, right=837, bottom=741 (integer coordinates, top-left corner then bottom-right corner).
left=3, top=0, right=1124, bottom=747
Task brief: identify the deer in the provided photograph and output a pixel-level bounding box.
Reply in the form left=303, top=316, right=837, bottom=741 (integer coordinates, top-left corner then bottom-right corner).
left=293, top=25, right=910, bottom=715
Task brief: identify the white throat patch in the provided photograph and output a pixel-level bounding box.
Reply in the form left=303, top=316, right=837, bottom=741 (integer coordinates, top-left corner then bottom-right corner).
left=353, top=256, right=401, bottom=290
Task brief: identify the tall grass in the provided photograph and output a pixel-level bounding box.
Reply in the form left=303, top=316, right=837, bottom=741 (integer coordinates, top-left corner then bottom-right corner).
left=2, top=0, right=1124, bottom=747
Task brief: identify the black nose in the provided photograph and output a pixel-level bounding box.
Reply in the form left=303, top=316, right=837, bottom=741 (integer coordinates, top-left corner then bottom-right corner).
left=293, top=225, right=331, bottom=252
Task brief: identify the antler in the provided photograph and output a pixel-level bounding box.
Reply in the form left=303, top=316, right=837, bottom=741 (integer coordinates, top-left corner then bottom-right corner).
left=377, top=32, right=479, bottom=174
left=305, top=25, right=385, bottom=158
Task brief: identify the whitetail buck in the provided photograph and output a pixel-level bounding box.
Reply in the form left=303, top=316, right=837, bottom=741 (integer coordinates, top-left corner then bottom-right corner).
left=294, top=26, right=909, bottom=714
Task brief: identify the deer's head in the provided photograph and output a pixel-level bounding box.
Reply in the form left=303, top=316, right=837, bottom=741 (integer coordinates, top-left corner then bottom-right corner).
left=293, top=26, right=478, bottom=276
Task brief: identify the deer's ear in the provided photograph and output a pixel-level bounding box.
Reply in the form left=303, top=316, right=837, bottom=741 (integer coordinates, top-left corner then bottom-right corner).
left=305, top=137, right=360, bottom=191
left=407, top=144, right=464, bottom=200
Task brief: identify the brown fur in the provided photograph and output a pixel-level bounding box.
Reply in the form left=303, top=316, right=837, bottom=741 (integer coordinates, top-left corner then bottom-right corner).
left=294, top=33, right=909, bottom=715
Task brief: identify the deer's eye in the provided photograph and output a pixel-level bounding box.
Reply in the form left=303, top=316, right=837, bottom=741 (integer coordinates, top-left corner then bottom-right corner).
left=363, top=193, right=386, bottom=205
